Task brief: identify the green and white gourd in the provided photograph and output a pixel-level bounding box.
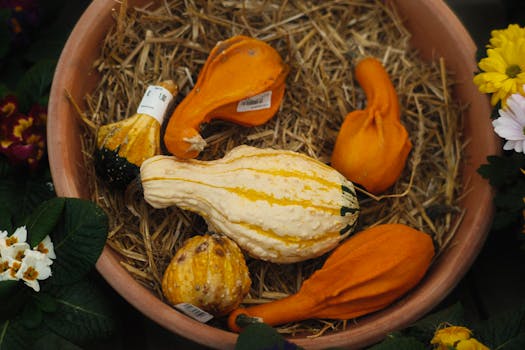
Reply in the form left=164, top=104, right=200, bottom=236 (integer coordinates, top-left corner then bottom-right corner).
left=140, top=145, right=360, bottom=263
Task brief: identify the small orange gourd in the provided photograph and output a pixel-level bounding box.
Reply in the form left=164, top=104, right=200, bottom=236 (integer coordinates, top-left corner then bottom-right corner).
left=228, top=223, right=435, bottom=332
left=331, top=57, right=412, bottom=194
left=164, top=35, right=289, bottom=159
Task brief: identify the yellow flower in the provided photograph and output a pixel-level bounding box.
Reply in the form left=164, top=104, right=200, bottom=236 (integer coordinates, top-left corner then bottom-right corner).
left=431, top=326, right=472, bottom=348
left=431, top=325, right=490, bottom=350
left=456, top=338, right=490, bottom=350
left=473, top=37, right=525, bottom=107
left=489, top=24, right=525, bottom=48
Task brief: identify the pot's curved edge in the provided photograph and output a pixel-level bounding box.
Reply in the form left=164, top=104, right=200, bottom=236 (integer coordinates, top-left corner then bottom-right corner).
left=96, top=247, right=239, bottom=349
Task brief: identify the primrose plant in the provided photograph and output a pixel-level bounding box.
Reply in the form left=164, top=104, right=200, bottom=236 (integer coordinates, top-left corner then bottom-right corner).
left=0, top=226, right=55, bottom=292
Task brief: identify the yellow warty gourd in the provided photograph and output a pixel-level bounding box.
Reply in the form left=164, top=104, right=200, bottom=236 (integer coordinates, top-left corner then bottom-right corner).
left=162, top=234, right=251, bottom=316
left=140, top=145, right=360, bottom=263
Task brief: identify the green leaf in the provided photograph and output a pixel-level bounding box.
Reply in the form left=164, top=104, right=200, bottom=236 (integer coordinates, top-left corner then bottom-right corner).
left=0, top=167, right=55, bottom=228
left=477, top=154, right=525, bottom=188
left=15, top=59, right=56, bottom=111
left=404, top=303, right=465, bottom=342
left=495, top=332, right=525, bottom=350
left=474, top=303, right=525, bottom=349
left=34, top=292, right=58, bottom=313
left=235, top=322, right=304, bottom=350
left=0, top=282, right=30, bottom=323
left=367, top=335, right=426, bottom=350
left=0, top=320, right=32, bottom=350
left=50, top=198, right=108, bottom=285
left=43, top=280, right=117, bottom=344
left=31, top=332, right=83, bottom=350
left=21, top=302, right=42, bottom=329
left=24, top=197, right=65, bottom=248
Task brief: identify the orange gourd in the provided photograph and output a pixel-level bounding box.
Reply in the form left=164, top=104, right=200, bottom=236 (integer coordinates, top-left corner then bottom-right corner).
left=228, top=223, right=435, bottom=332
left=331, top=57, right=412, bottom=194
left=164, top=35, right=289, bottom=159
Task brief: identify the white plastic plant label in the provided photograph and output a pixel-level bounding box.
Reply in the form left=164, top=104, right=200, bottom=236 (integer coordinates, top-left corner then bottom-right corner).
left=236, top=90, right=272, bottom=112
left=174, top=303, right=214, bottom=323
left=136, top=85, right=174, bottom=124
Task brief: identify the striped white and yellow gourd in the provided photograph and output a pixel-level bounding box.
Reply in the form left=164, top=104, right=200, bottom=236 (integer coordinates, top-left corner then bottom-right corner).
left=140, top=145, right=360, bottom=263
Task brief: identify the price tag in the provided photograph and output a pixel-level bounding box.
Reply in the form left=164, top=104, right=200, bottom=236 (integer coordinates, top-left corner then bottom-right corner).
left=236, top=90, right=272, bottom=112
left=136, top=85, right=174, bottom=123
left=174, top=303, right=214, bottom=323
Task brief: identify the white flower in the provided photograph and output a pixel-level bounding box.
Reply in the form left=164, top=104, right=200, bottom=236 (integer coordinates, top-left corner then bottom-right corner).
left=0, top=255, right=14, bottom=281
left=493, top=92, right=525, bottom=153
left=0, top=226, right=30, bottom=262
left=0, top=226, right=28, bottom=249
left=15, top=250, right=52, bottom=292
left=33, top=235, right=56, bottom=260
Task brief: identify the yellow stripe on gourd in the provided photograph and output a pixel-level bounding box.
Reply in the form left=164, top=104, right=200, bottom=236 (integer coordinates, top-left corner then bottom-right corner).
left=142, top=177, right=346, bottom=215
left=140, top=145, right=360, bottom=263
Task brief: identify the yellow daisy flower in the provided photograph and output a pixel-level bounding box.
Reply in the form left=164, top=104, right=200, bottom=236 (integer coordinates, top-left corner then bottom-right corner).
left=473, top=38, right=525, bottom=107
left=431, top=325, right=490, bottom=350
left=489, top=24, right=525, bottom=48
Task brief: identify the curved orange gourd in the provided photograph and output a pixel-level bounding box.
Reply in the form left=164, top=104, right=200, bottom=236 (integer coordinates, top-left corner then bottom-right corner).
left=164, top=35, right=289, bottom=159
left=228, top=223, right=435, bottom=332
left=331, top=57, right=412, bottom=194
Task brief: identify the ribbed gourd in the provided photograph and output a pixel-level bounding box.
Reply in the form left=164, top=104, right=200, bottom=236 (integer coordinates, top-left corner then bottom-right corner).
left=163, top=35, right=289, bottom=159
left=228, top=223, right=435, bottom=331
left=95, top=80, right=178, bottom=188
left=162, top=234, right=251, bottom=316
left=140, top=145, right=360, bottom=263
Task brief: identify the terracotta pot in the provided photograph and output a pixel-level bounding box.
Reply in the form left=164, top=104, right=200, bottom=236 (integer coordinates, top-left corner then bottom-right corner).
left=47, top=0, right=497, bottom=349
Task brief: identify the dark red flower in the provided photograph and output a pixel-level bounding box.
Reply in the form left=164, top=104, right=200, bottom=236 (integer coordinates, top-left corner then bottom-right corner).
left=0, top=95, right=19, bottom=118
left=0, top=99, right=46, bottom=170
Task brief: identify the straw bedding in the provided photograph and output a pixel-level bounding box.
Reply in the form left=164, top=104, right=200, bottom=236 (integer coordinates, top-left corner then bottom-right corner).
left=75, top=0, right=464, bottom=336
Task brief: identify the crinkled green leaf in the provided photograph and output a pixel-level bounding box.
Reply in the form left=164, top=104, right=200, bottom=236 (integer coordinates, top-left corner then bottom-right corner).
left=474, top=303, right=525, bottom=349
left=477, top=154, right=525, bottom=188
left=0, top=282, right=29, bottom=323
left=33, top=292, right=58, bottom=313
left=235, top=322, right=304, bottom=350
left=31, top=332, right=83, bottom=350
left=50, top=198, right=108, bottom=285
left=43, top=280, right=117, bottom=345
left=367, top=334, right=426, bottom=350
left=0, top=167, right=55, bottom=229
left=24, top=197, right=65, bottom=248
left=15, top=59, right=56, bottom=111
left=21, top=302, right=42, bottom=329
left=404, top=303, right=465, bottom=342
left=0, top=320, right=32, bottom=350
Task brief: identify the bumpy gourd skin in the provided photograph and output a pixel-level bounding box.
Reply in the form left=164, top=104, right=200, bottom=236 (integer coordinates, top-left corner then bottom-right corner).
left=228, top=223, right=435, bottom=332
left=95, top=80, right=178, bottom=188
left=162, top=234, right=251, bottom=316
left=331, top=57, right=412, bottom=194
left=140, top=145, right=360, bottom=263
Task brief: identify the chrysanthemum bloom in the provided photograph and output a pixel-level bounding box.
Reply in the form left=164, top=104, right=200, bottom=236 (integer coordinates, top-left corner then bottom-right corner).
left=0, top=99, right=46, bottom=170
left=431, top=326, right=489, bottom=350
left=473, top=37, right=525, bottom=107
left=489, top=24, right=525, bottom=48
left=492, top=92, right=525, bottom=153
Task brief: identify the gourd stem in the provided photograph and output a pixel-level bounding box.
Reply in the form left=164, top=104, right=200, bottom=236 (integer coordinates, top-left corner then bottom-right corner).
left=229, top=293, right=318, bottom=332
